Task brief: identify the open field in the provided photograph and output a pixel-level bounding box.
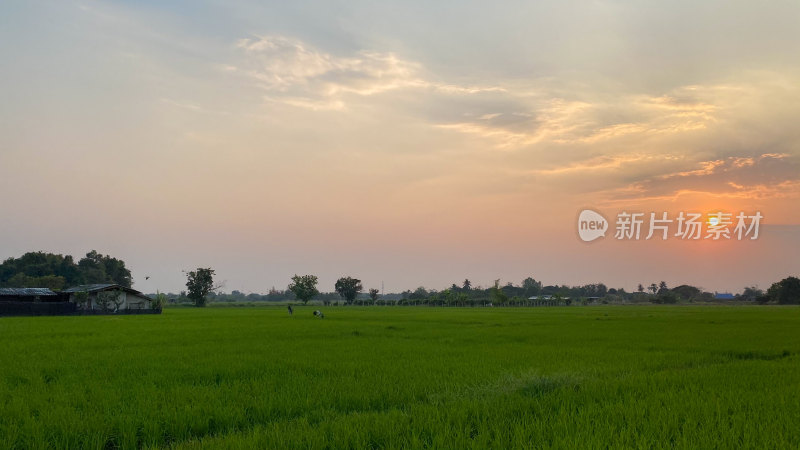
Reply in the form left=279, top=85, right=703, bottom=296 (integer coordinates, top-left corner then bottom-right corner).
left=1, top=306, right=799, bottom=449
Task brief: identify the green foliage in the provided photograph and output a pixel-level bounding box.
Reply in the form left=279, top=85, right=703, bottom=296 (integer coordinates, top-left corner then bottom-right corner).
left=490, top=280, right=508, bottom=305
left=0, top=250, right=132, bottom=288
left=334, top=277, right=363, bottom=304
left=73, top=290, right=89, bottom=309
left=407, top=287, right=429, bottom=301
left=0, top=307, right=798, bottom=448
left=766, top=276, right=800, bottom=304
left=671, top=284, right=701, bottom=301
left=368, top=288, right=379, bottom=303
left=95, top=289, right=123, bottom=312
left=510, top=295, right=525, bottom=305
left=652, top=290, right=679, bottom=304
left=6, top=273, right=66, bottom=290
left=151, top=292, right=167, bottom=310
left=521, top=277, right=542, bottom=296
left=739, top=286, right=764, bottom=302
left=186, top=268, right=216, bottom=307
left=78, top=250, right=132, bottom=287
left=287, top=274, right=319, bottom=304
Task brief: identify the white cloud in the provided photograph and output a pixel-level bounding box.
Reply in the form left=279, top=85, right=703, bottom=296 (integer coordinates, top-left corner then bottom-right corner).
left=229, top=35, right=504, bottom=110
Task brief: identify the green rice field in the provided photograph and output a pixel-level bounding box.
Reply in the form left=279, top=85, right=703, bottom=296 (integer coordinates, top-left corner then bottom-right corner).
left=1, top=306, right=798, bottom=449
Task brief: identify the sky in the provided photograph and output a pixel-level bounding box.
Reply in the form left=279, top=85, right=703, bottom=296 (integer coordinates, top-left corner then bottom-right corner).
left=1, top=0, right=799, bottom=295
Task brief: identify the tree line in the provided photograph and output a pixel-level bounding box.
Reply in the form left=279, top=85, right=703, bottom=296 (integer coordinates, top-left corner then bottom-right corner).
left=2, top=251, right=796, bottom=307
left=0, top=251, right=132, bottom=290
left=179, top=269, right=800, bottom=307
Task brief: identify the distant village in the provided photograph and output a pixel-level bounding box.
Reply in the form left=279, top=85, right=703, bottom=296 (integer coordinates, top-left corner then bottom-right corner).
left=1, top=251, right=797, bottom=316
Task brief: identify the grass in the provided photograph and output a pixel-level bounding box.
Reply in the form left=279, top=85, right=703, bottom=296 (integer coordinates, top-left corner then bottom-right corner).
left=0, top=306, right=798, bottom=449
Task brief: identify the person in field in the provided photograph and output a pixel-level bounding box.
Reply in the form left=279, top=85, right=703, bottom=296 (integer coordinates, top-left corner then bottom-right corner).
left=287, top=305, right=293, bottom=315
left=313, top=310, right=324, bottom=319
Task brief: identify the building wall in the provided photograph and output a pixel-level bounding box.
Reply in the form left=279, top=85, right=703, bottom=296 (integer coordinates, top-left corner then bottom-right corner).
left=126, top=293, right=150, bottom=309
left=69, top=290, right=152, bottom=311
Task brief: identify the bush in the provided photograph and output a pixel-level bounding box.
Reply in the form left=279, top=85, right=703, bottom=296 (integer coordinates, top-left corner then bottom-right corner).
left=151, top=293, right=166, bottom=310
left=73, top=291, right=89, bottom=309
left=766, top=277, right=800, bottom=304
left=652, top=291, right=679, bottom=304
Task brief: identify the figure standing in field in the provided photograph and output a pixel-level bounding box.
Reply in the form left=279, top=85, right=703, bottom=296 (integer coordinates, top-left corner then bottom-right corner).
left=287, top=305, right=293, bottom=315
left=313, top=310, right=324, bottom=319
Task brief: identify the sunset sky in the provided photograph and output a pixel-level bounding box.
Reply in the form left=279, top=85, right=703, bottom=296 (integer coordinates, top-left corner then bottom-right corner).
left=2, top=0, right=799, bottom=294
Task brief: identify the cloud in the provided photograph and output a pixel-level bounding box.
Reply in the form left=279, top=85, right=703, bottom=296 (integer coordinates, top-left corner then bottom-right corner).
left=229, top=35, right=501, bottom=110
left=223, top=35, right=800, bottom=209
left=623, top=153, right=800, bottom=201
left=224, top=36, right=727, bottom=155
left=531, top=153, right=678, bottom=176
left=436, top=83, right=721, bottom=150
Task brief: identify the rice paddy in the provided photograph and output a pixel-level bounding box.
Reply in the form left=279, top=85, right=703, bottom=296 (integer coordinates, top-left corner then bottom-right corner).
left=1, top=306, right=798, bottom=449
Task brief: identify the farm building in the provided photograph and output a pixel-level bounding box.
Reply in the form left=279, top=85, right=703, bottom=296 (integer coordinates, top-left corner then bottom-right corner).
left=63, top=284, right=152, bottom=311
left=0, top=284, right=157, bottom=316
left=0, top=287, right=75, bottom=315
left=527, top=295, right=570, bottom=306
left=0, top=287, right=61, bottom=302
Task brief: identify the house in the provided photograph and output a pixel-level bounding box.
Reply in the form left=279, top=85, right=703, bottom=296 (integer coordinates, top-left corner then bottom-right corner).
left=528, top=295, right=571, bottom=301
left=0, top=284, right=157, bottom=316
left=714, top=293, right=735, bottom=300
left=63, top=284, right=152, bottom=311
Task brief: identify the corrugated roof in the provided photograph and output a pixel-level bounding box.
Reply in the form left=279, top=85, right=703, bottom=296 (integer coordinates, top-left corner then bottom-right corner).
left=0, top=288, right=58, bottom=296
left=62, top=284, right=118, bottom=293
left=62, top=284, right=149, bottom=298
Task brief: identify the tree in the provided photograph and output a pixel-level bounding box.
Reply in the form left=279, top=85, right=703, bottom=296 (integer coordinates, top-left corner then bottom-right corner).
left=74, top=290, right=89, bottom=310
left=151, top=292, right=166, bottom=310
left=766, top=276, right=800, bottom=304
left=186, top=268, right=216, bottom=307
left=95, top=289, right=123, bottom=312
left=653, top=290, right=679, bottom=304
left=522, top=277, right=542, bottom=296
left=671, top=284, right=701, bottom=301
left=739, top=286, right=763, bottom=302
left=637, top=284, right=645, bottom=293
left=462, top=279, right=472, bottom=291
left=368, top=288, right=379, bottom=303
left=335, top=277, right=363, bottom=304
left=648, top=283, right=658, bottom=295
left=409, top=287, right=429, bottom=301
left=78, top=250, right=132, bottom=287
left=288, top=274, right=319, bottom=305
left=6, top=273, right=66, bottom=290
left=490, top=279, right=508, bottom=306
left=658, top=281, right=668, bottom=294
left=0, top=250, right=131, bottom=288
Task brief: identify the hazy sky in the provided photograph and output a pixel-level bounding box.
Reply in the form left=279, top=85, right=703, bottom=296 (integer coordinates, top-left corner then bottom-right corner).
left=2, top=0, right=799, bottom=294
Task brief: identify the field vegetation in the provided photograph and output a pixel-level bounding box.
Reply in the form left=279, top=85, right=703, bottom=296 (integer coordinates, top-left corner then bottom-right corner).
left=1, top=306, right=798, bottom=449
